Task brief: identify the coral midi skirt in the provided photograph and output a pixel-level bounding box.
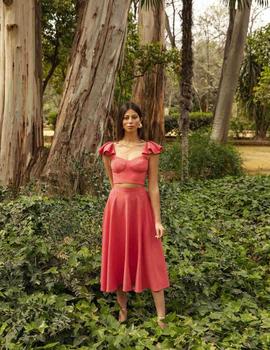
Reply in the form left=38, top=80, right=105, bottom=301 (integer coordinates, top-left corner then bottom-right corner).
left=100, top=186, right=170, bottom=293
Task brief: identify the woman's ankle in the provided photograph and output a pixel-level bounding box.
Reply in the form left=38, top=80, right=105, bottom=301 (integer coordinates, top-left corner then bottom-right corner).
left=157, top=315, right=167, bottom=328
left=119, top=305, right=127, bottom=311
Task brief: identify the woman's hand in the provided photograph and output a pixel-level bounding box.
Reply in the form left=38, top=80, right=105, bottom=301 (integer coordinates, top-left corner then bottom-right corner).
left=155, top=222, right=165, bottom=239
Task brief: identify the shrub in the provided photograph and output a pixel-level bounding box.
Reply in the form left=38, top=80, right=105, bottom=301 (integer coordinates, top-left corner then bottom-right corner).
left=160, top=131, right=243, bottom=180
left=230, top=118, right=255, bottom=139
left=165, top=111, right=213, bottom=134
left=47, top=111, right=58, bottom=130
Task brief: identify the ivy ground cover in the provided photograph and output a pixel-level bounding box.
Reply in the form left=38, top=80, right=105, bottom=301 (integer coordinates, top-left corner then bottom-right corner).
left=0, top=175, right=269, bottom=349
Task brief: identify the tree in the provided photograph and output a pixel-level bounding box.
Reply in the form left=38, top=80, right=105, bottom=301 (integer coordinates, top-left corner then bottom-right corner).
left=237, top=24, right=270, bottom=139
left=0, top=0, right=43, bottom=187
left=210, top=0, right=269, bottom=143
left=41, top=0, right=132, bottom=194
left=193, top=4, right=227, bottom=112
left=254, top=67, right=270, bottom=107
left=113, top=7, right=178, bottom=135
left=165, top=0, right=177, bottom=49
left=179, top=0, right=193, bottom=182
left=253, top=67, right=270, bottom=138
left=41, top=0, right=76, bottom=95
left=132, top=0, right=166, bottom=142
left=210, top=0, right=252, bottom=143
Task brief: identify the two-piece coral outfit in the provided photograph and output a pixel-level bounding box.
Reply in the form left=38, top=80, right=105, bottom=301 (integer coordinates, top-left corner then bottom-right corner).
left=98, top=140, right=170, bottom=293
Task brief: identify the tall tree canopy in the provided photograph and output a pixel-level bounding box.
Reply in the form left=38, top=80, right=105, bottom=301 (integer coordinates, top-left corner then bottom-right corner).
left=41, top=0, right=76, bottom=94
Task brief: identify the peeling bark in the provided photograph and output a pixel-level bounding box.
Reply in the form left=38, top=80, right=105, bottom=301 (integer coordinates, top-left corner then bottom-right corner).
left=41, top=0, right=131, bottom=194
left=0, top=0, right=43, bottom=187
left=132, top=1, right=165, bottom=143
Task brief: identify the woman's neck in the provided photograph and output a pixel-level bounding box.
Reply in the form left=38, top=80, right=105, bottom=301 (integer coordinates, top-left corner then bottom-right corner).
left=121, top=135, right=141, bottom=143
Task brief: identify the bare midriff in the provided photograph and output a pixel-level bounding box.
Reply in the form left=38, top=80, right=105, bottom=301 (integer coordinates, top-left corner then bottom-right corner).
left=113, top=183, right=144, bottom=188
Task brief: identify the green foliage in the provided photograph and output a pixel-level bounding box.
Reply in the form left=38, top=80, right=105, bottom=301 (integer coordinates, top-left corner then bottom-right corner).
left=237, top=24, right=270, bottom=138
left=254, top=66, right=270, bottom=106
left=246, top=24, right=270, bottom=68
left=41, top=0, right=77, bottom=125
left=160, top=174, right=270, bottom=349
left=47, top=111, right=58, bottom=130
left=160, top=132, right=243, bottom=180
left=0, top=194, right=104, bottom=348
left=229, top=117, right=255, bottom=138
left=114, top=12, right=180, bottom=105
left=41, top=0, right=76, bottom=94
left=189, top=111, right=213, bottom=119
left=0, top=175, right=270, bottom=348
left=165, top=110, right=213, bottom=133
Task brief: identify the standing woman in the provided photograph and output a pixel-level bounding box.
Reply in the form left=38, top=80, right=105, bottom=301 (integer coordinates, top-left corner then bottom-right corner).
left=98, top=101, right=170, bottom=329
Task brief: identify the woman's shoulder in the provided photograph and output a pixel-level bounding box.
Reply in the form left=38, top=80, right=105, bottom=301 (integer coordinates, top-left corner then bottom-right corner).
left=98, top=141, right=115, bottom=156
left=142, top=140, right=163, bottom=155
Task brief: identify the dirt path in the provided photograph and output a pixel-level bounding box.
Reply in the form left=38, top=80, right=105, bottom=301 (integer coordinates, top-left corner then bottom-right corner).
left=236, top=146, right=270, bottom=175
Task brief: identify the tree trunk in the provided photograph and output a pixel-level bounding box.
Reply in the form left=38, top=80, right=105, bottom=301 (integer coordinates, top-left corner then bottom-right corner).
left=41, top=0, right=131, bottom=194
left=42, top=35, right=60, bottom=94
left=179, top=0, right=193, bottom=182
left=165, top=12, right=176, bottom=48
left=132, top=1, right=165, bottom=143
left=0, top=0, right=43, bottom=188
left=254, top=106, right=270, bottom=140
left=210, top=1, right=252, bottom=143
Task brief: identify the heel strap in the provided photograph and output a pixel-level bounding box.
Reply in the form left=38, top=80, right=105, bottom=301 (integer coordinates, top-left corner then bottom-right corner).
left=157, top=315, right=165, bottom=320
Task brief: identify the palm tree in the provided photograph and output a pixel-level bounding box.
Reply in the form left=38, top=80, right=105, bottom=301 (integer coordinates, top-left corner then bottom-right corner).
left=210, top=0, right=269, bottom=143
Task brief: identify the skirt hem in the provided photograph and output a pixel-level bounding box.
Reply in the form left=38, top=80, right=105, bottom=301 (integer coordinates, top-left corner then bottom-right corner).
left=100, top=283, right=170, bottom=294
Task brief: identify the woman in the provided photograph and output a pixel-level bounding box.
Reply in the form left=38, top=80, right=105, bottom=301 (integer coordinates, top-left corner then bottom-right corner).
left=98, top=101, right=170, bottom=329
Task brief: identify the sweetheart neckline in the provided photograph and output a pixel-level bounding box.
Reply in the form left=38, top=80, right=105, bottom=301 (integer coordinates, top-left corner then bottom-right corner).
left=112, top=141, right=147, bottom=161
left=113, top=155, right=147, bottom=162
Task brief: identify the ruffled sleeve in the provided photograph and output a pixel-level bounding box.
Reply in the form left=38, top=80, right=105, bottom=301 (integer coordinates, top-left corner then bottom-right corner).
left=142, top=140, right=163, bottom=155
left=98, top=141, right=115, bottom=156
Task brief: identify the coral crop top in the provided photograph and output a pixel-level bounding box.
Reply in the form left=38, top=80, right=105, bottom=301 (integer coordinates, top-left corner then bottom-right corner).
left=98, top=141, right=163, bottom=185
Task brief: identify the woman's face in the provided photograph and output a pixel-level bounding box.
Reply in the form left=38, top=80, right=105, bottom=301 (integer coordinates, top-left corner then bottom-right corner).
left=122, top=109, right=141, bottom=133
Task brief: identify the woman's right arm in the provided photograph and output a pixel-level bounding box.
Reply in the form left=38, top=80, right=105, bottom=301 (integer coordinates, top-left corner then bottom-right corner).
left=102, top=155, right=113, bottom=189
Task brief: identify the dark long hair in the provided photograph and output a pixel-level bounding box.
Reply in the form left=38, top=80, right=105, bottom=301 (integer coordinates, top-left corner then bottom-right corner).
left=116, top=102, right=144, bottom=141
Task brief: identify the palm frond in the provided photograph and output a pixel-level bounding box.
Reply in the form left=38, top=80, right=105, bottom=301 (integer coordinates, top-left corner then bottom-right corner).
left=140, top=0, right=163, bottom=10
left=222, top=0, right=268, bottom=9
left=254, top=0, right=269, bottom=6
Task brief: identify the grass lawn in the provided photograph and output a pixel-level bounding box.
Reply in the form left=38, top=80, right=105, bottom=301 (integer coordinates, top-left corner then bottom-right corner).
left=236, top=146, right=270, bottom=175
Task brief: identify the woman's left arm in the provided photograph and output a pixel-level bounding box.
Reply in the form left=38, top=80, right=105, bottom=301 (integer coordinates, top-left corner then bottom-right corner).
left=148, top=154, right=165, bottom=239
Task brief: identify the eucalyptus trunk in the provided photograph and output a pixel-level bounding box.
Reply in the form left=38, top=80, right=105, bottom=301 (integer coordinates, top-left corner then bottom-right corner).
left=179, top=0, right=193, bottom=182
left=0, top=0, right=43, bottom=187
left=42, top=0, right=131, bottom=194
left=210, top=1, right=252, bottom=143
left=132, top=0, right=165, bottom=142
